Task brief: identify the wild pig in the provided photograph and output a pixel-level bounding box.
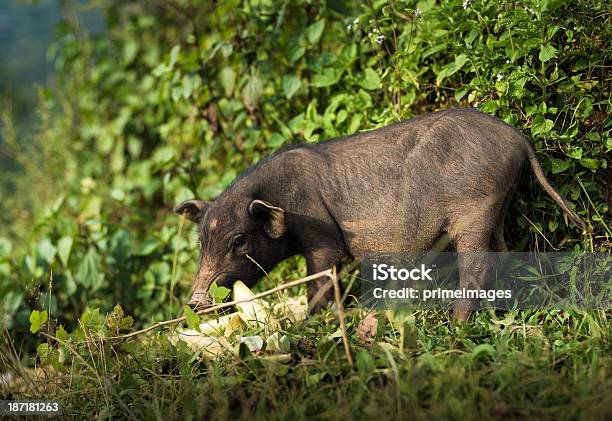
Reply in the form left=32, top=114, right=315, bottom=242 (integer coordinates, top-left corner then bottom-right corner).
left=175, top=108, right=585, bottom=320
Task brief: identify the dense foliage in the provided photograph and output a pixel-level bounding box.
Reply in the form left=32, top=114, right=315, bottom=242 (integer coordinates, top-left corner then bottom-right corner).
left=0, top=0, right=610, bottom=418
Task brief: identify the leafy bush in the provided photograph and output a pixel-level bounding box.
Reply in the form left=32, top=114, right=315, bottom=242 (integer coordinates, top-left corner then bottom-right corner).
left=1, top=0, right=610, bottom=349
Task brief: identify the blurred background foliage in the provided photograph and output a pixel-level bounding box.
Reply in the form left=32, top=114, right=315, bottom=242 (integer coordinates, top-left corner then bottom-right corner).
left=0, top=0, right=610, bottom=349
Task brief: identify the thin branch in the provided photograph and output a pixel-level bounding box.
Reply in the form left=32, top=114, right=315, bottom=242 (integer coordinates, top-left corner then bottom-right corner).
left=331, top=266, right=354, bottom=367
left=106, top=269, right=333, bottom=341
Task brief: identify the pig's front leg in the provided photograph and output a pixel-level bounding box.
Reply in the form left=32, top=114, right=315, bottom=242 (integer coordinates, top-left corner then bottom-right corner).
left=305, top=248, right=342, bottom=314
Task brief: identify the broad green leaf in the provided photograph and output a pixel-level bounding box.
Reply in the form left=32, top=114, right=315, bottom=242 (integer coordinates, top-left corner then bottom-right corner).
left=348, top=113, right=362, bottom=133
left=123, top=41, right=139, bottom=65
left=539, top=44, right=557, bottom=63
left=171, top=86, right=182, bottom=102
left=145, top=262, right=171, bottom=285
left=135, top=238, right=158, bottom=256
left=57, top=236, right=73, bottom=267
left=37, top=238, right=57, bottom=265
left=287, top=42, right=305, bottom=63
left=311, top=68, right=343, bottom=88
left=551, top=158, right=570, bottom=174
left=219, top=67, right=236, bottom=95
left=579, top=158, right=599, bottom=170
left=81, top=308, right=101, bottom=329
left=436, top=54, right=469, bottom=85
left=531, top=117, right=554, bottom=136
left=267, top=133, right=286, bottom=148
left=56, top=325, right=69, bottom=341
left=358, top=68, right=381, bottom=90
left=326, top=0, right=352, bottom=15
left=305, top=20, right=325, bottom=44
left=0, top=237, right=12, bottom=257
left=242, top=74, right=264, bottom=108
left=183, top=305, right=201, bottom=331
left=567, top=147, right=583, bottom=159
left=282, top=74, right=301, bottom=99
left=30, top=310, right=48, bottom=333
left=549, top=220, right=559, bottom=232
left=169, top=45, right=181, bottom=66
left=209, top=281, right=231, bottom=303
left=76, top=248, right=102, bottom=290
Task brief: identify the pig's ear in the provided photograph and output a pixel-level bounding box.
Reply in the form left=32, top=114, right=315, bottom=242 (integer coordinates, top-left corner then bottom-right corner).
left=248, top=200, right=286, bottom=239
left=174, top=199, right=209, bottom=223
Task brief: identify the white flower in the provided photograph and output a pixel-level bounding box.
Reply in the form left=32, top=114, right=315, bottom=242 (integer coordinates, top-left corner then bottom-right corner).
left=353, top=17, right=359, bottom=25
left=376, top=35, right=385, bottom=44
left=496, top=73, right=504, bottom=81
left=472, top=102, right=479, bottom=108
left=414, top=8, right=422, bottom=17
left=506, top=59, right=510, bottom=63
left=347, top=24, right=352, bottom=30
left=463, top=0, right=469, bottom=9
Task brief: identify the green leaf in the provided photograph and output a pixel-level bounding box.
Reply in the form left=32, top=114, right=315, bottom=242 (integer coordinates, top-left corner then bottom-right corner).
left=305, top=20, right=325, bottom=44
left=145, top=262, right=171, bottom=285
left=242, top=74, right=264, bottom=109
left=311, top=68, right=343, bottom=88
left=326, top=0, right=352, bottom=15
left=267, top=133, right=286, bottom=148
left=169, top=45, right=181, bottom=66
left=549, top=220, right=559, bottom=232
left=579, top=158, right=600, bottom=170
left=435, top=54, right=469, bottom=85
left=81, top=308, right=101, bottom=329
left=551, top=158, right=570, bottom=174
left=470, top=343, right=496, bottom=360
left=356, top=350, right=375, bottom=376
left=57, top=236, right=73, bottom=267
left=37, top=238, right=57, bottom=265
left=56, top=325, right=69, bottom=341
left=76, top=248, right=102, bottom=290
left=287, top=42, right=305, bottom=63
left=135, top=238, right=158, bottom=256
left=357, top=68, right=381, bottom=90
left=0, top=237, right=12, bottom=257
left=531, top=117, right=554, bottom=136
left=282, top=74, right=301, bottom=99
left=171, top=86, right=183, bottom=102
left=30, top=310, right=48, bottom=333
left=123, top=40, right=139, bottom=65
left=219, top=67, right=236, bottom=95
left=209, top=281, right=231, bottom=303
left=183, top=305, right=201, bottom=331
left=539, top=44, right=558, bottom=63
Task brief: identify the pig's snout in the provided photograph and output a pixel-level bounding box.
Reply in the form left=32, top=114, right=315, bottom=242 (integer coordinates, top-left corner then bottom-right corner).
left=187, top=292, right=212, bottom=311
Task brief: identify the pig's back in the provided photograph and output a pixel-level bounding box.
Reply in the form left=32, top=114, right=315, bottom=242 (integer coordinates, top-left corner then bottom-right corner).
left=310, top=108, right=528, bottom=255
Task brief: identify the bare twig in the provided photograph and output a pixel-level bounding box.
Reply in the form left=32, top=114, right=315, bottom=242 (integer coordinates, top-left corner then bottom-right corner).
left=331, top=267, right=354, bottom=367
left=107, top=269, right=333, bottom=341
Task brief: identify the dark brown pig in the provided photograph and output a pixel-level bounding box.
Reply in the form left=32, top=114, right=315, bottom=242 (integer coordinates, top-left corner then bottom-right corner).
left=175, top=108, right=585, bottom=320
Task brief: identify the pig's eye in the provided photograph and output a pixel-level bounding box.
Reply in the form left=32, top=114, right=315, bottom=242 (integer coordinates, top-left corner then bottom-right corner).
left=232, top=234, right=247, bottom=250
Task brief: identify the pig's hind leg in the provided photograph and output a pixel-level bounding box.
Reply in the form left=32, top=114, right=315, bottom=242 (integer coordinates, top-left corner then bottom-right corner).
left=451, top=205, right=500, bottom=321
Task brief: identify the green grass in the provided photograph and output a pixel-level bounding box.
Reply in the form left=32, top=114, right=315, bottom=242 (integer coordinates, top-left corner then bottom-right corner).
left=2, top=267, right=610, bottom=420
